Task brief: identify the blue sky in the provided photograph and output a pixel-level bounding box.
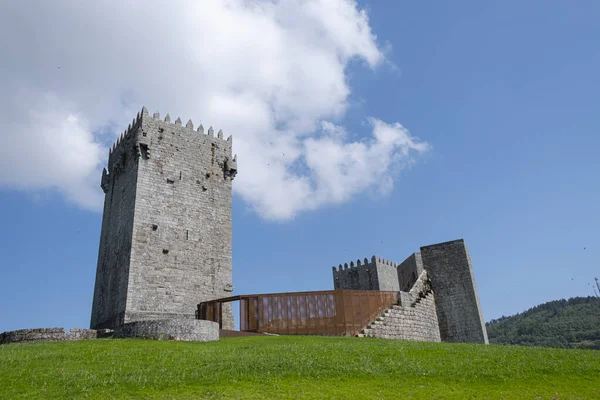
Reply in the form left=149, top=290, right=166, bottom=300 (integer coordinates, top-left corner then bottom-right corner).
left=1, top=1, right=599, bottom=332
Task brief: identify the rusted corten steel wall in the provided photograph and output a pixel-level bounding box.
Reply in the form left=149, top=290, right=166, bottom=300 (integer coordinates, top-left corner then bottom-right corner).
left=199, top=290, right=398, bottom=337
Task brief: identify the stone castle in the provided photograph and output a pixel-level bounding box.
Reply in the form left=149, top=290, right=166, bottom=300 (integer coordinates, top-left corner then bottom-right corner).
left=0, top=106, right=488, bottom=345
left=86, top=106, right=487, bottom=344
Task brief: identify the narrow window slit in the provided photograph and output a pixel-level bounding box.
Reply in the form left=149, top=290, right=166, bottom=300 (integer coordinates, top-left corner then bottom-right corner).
left=139, top=144, right=149, bottom=160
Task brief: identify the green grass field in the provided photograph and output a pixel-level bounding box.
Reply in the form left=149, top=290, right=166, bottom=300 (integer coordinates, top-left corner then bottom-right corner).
left=1, top=336, right=599, bottom=399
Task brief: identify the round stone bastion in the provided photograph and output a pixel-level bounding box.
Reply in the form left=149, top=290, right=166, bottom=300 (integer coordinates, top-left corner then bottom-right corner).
left=113, top=319, right=219, bottom=342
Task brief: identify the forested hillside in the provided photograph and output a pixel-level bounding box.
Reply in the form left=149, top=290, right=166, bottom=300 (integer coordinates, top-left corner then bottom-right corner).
left=486, top=296, right=600, bottom=350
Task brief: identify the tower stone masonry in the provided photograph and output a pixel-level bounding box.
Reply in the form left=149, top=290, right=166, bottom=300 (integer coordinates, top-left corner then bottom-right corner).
left=90, top=107, right=237, bottom=330
left=420, top=239, right=488, bottom=344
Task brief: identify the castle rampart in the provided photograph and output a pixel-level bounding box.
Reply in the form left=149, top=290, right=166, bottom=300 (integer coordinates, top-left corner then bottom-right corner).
left=331, top=239, right=488, bottom=344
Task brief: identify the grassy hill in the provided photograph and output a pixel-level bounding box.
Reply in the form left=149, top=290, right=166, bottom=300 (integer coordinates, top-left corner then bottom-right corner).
left=486, top=296, right=600, bottom=350
left=1, top=336, right=599, bottom=399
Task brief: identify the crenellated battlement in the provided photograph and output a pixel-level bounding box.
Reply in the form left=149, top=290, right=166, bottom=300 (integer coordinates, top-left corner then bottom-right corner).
left=332, top=255, right=400, bottom=292
left=375, top=256, right=397, bottom=267
left=332, top=255, right=398, bottom=273
left=103, top=106, right=237, bottom=188
left=106, top=107, right=144, bottom=165
left=108, top=106, right=233, bottom=148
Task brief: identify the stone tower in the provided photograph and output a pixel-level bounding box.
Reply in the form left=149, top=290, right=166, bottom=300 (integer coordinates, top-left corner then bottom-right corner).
left=420, top=239, right=488, bottom=344
left=90, top=107, right=237, bottom=330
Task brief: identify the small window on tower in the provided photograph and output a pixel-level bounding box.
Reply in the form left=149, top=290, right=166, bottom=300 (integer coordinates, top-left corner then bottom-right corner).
left=139, top=144, right=149, bottom=160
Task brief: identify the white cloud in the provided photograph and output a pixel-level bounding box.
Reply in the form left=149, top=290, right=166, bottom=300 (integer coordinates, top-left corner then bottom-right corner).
left=0, top=0, right=429, bottom=220
left=0, top=89, right=104, bottom=209
left=303, top=119, right=429, bottom=207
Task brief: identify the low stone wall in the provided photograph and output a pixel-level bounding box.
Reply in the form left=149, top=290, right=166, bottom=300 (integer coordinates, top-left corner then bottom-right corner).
left=69, top=328, right=100, bottom=341
left=113, top=319, right=219, bottom=342
left=0, top=328, right=67, bottom=344
left=0, top=328, right=101, bottom=344
left=0, top=319, right=218, bottom=345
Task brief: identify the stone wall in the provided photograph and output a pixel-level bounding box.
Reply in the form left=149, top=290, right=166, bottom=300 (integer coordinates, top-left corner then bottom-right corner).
left=91, top=107, right=236, bottom=330
left=420, top=239, right=488, bottom=344
left=376, top=258, right=401, bottom=292
left=360, top=293, right=441, bottom=342
left=397, top=252, right=424, bottom=292
left=113, top=319, right=218, bottom=342
left=359, top=272, right=441, bottom=342
left=68, top=329, right=100, bottom=341
left=333, top=256, right=399, bottom=291
left=90, top=123, right=140, bottom=329
left=0, top=328, right=100, bottom=344
left=1, top=321, right=218, bottom=344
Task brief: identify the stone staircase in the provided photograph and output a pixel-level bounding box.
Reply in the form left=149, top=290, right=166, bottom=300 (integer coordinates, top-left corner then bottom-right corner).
left=355, top=272, right=441, bottom=342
